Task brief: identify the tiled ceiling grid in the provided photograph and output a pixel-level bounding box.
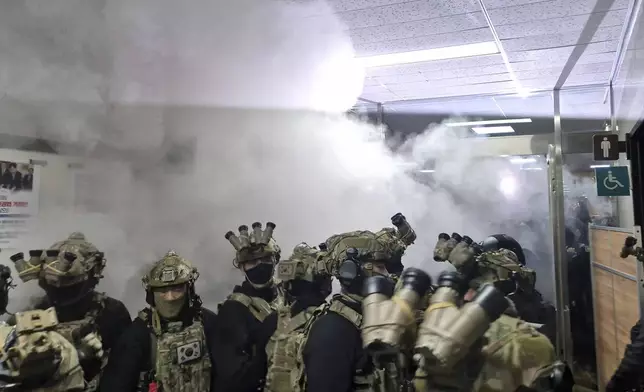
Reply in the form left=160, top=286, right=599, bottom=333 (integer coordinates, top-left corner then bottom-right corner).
left=317, top=0, right=629, bottom=105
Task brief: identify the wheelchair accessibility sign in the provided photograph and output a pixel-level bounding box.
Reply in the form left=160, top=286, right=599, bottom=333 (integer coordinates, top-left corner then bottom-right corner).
left=595, top=166, right=630, bottom=197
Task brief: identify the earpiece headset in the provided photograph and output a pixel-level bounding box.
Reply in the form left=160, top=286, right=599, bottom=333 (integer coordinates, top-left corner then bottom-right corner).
left=337, top=247, right=364, bottom=294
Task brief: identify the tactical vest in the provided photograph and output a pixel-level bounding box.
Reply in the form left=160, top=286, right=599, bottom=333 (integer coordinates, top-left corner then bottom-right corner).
left=325, top=296, right=374, bottom=391
left=54, top=292, right=106, bottom=392
left=263, top=294, right=377, bottom=392
left=226, top=292, right=275, bottom=322
left=264, top=304, right=318, bottom=392
left=139, top=309, right=212, bottom=392
left=474, top=314, right=557, bottom=392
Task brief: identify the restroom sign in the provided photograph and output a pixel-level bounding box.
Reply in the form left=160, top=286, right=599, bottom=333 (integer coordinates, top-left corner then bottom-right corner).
left=595, top=166, right=630, bottom=197
left=593, top=134, right=619, bottom=161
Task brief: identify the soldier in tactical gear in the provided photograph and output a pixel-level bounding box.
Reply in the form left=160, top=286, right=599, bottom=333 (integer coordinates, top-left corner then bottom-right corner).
left=427, top=235, right=573, bottom=392
left=99, top=250, right=217, bottom=392
left=302, top=213, right=416, bottom=392
left=264, top=242, right=333, bottom=392
left=9, top=232, right=131, bottom=390
left=214, top=222, right=281, bottom=392
left=0, top=265, right=104, bottom=392
left=436, top=232, right=557, bottom=343
left=362, top=265, right=573, bottom=392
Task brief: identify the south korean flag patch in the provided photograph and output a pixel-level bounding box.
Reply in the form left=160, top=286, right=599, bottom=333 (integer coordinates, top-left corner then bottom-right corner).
left=176, top=341, right=202, bottom=364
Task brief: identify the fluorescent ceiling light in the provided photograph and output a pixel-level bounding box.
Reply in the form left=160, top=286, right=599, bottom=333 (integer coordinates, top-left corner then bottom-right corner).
left=591, top=164, right=610, bottom=169
left=356, top=41, right=499, bottom=68
left=510, top=157, right=537, bottom=164
left=418, top=169, right=435, bottom=173
left=447, top=118, right=532, bottom=127
left=522, top=167, right=543, bottom=171
left=471, top=126, right=515, bottom=135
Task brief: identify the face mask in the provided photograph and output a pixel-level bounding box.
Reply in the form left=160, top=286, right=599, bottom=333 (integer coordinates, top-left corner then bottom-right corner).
left=153, top=291, right=186, bottom=319
left=494, top=279, right=517, bottom=295
left=245, top=263, right=274, bottom=287
left=41, top=281, right=90, bottom=306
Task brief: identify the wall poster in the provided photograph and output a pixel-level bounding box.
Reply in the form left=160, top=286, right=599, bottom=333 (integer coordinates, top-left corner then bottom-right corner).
left=0, top=161, right=39, bottom=248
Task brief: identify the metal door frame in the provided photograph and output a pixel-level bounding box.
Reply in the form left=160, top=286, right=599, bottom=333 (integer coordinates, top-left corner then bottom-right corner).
left=549, top=89, right=574, bottom=364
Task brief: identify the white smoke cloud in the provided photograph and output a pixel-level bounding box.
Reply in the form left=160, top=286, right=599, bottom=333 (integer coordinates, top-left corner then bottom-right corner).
left=0, top=0, right=599, bottom=314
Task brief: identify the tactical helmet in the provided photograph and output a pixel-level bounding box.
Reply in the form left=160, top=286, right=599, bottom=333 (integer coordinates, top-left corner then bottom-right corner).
left=38, top=232, right=105, bottom=288
left=142, top=250, right=199, bottom=290
left=468, top=249, right=536, bottom=294
left=480, top=234, right=526, bottom=265
left=225, top=222, right=281, bottom=266
left=326, top=229, right=408, bottom=271
left=277, top=243, right=331, bottom=284
left=276, top=242, right=333, bottom=299
left=324, top=228, right=409, bottom=295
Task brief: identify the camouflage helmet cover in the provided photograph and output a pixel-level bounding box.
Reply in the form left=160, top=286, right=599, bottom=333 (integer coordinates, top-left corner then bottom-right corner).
left=469, top=249, right=536, bottom=290
left=276, top=243, right=330, bottom=284
left=40, top=232, right=105, bottom=287
left=236, top=237, right=281, bottom=264
left=226, top=222, right=281, bottom=265
left=324, top=229, right=408, bottom=276
left=143, top=250, right=198, bottom=289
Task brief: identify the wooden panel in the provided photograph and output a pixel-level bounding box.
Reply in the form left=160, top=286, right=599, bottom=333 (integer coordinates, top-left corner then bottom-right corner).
left=612, top=253, right=638, bottom=277
left=613, top=276, right=639, bottom=357
left=593, top=267, right=618, bottom=388
left=592, top=229, right=617, bottom=268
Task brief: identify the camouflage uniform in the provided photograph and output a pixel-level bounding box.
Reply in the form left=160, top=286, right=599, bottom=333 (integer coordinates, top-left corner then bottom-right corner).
left=0, top=309, right=103, bottom=392
left=0, top=265, right=103, bottom=392
left=264, top=243, right=333, bottom=392
left=214, top=223, right=281, bottom=392
left=9, top=232, right=131, bottom=392
left=99, top=251, right=217, bottom=392
left=435, top=233, right=556, bottom=341
left=302, top=225, right=413, bottom=392
left=418, top=236, right=572, bottom=392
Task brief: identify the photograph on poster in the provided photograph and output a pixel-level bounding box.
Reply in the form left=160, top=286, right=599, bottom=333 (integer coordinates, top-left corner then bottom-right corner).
left=0, top=161, right=34, bottom=192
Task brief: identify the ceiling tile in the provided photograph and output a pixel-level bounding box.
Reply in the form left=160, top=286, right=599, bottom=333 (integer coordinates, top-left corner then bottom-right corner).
left=364, top=54, right=505, bottom=77
left=484, top=0, right=569, bottom=8
left=373, top=72, right=427, bottom=84
left=363, top=77, right=382, bottom=87
left=569, top=61, right=613, bottom=75
left=509, top=52, right=615, bottom=72
left=359, top=91, right=401, bottom=102
left=384, top=96, right=504, bottom=115
left=564, top=72, right=610, bottom=86
left=501, top=26, right=622, bottom=52
left=348, top=12, right=488, bottom=45
left=333, top=0, right=481, bottom=29
left=354, top=28, right=494, bottom=56
left=507, top=41, right=618, bottom=63
left=421, top=63, right=509, bottom=80
left=508, top=62, right=611, bottom=84
left=328, top=0, right=420, bottom=13
left=488, top=0, right=629, bottom=26
left=520, top=78, right=557, bottom=90
left=396, top=81, right=519, bottom=98
left=495, top=9, right=626, bottom=39
left=361, top=85, right=394, bottom=95
left=388, top=73, right=514, bottom=92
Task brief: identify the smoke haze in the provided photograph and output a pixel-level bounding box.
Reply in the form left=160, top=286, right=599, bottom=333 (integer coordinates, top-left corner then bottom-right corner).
left=0, top=0, right=605, bottom=313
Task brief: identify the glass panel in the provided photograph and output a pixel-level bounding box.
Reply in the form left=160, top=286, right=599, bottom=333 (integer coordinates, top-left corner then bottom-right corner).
left=383, top=92, right=555, bottom=315
left=559, top=85, right=611, bottom=387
